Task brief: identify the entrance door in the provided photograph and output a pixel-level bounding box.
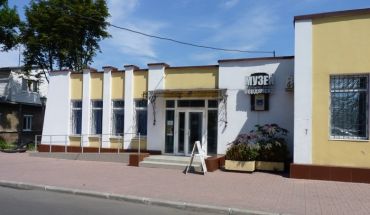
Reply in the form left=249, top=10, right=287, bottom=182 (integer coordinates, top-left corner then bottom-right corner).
left=175, top=110, right=205, bottom=156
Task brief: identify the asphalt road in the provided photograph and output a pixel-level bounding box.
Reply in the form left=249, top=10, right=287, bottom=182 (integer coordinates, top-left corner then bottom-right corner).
left=0, top=186, right=213, bottom=215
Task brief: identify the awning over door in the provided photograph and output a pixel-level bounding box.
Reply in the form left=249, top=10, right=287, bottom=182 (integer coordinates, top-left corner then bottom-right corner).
left=146, top=88, right=227, bottom=99
left=144, top=88, right=228, bottom=126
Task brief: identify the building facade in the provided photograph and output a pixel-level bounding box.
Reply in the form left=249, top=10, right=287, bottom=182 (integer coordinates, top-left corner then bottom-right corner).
left=41, top=57, right=294, bottom=156
left=0, top=67, right=48, bottom=144
left=292, top=8, right=370, bottom=181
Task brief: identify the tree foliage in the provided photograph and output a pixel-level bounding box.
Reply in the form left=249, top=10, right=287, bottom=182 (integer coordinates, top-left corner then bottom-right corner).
left=21, top=0, right=110, bottom=72
left=0, top=0, right=20, bottom=51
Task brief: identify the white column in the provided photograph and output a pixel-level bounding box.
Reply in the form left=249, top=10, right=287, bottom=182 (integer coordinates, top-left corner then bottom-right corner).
left=102, top=66, right=116, bottom=148
left=294, top=19, right=313, bottom=164
left=147, top=63, right=168, bottom=152
left=123, top=65, right=138, bottom=149
left=81, top=69, right=91, bottom=147
left=41, top=71, right=70, bottom=145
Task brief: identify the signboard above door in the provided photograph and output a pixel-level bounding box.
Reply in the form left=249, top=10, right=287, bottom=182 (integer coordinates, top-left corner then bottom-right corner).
left=245, top=73, right=273, bottom=94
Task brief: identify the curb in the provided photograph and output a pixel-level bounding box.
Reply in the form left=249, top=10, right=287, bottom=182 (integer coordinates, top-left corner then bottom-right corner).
left=0, top=180, right=278, bottom=215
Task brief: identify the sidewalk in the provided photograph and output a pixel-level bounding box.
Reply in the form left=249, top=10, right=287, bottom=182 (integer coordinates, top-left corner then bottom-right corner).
left=0, top=153, right=369, bottom=215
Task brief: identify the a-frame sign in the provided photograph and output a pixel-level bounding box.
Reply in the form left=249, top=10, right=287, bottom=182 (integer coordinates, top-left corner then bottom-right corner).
left=185, top=141, right=207, bottom=175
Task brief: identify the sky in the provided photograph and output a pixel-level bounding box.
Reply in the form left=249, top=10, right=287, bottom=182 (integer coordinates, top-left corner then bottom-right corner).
left=1, top=0, right=370, bottom=70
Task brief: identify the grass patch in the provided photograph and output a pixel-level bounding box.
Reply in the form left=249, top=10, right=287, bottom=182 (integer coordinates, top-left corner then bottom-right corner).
left=0, top=140, right=17, bottom=150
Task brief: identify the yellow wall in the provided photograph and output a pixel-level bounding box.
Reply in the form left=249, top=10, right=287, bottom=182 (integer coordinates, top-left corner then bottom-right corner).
left=133, top=71, right=148, bottom=99
left=0, top=109, right=18, bottom=132
left=69, top=136, right=81, bottom=147
left=70, top=74, right=83, bottom=100
left=90, top=73, right=103, bottom=99
left=88, top=137, right=100, bottom=148
left=111, top=72, right=125, bottom=99
left=165, top=67, right=218, bottom=89
left=312, top=14, right=370, bottom=168
left=109, top=138, right=123, bottom=149
left=130, top=138, right=147, bottom=150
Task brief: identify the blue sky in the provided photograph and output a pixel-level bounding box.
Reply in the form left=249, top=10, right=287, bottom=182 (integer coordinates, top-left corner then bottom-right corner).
left=1, top=0, right=370, bottom=70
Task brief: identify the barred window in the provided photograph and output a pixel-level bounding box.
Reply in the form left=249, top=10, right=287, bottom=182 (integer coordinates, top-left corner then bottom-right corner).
left=71, top=100, right=82, bottom=134
left=330, top=75, right=368, bottom=139
left=135, top=99, right=147, bottom=136
left=91, top=100, right=103, bottom=134
left=112, top=100, right=124, bottom=136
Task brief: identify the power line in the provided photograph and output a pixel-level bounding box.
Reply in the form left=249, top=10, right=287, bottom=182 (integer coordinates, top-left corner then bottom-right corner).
left=109, top=23, right=274, bottom=54
left=60, top=4, right=276, bottom=56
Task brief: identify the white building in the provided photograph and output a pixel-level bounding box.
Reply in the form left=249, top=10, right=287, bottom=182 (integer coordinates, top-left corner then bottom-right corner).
left=41, top=57, right=294, bottom=156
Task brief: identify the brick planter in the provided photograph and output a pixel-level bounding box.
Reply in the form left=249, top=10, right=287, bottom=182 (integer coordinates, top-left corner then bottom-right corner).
left=128, top=153, right=149, bottom=167
left=205, top=157, right=219, bottom=172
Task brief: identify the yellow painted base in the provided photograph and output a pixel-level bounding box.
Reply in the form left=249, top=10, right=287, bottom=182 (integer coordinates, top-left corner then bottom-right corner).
left=69, top=136, right=81, bottom=147
left=130, top=138, right=147, bottom=150
left=225, top=160, right=255, bottom=172
left=88, top=137, right=100, bottom=148
left=109, top=138, right=123, bottom=149
left=255, top=161, right=284, bottom=172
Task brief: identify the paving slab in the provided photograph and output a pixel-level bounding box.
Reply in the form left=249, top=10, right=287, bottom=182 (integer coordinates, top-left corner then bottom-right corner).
left=0, top=152, right=370, bottom=215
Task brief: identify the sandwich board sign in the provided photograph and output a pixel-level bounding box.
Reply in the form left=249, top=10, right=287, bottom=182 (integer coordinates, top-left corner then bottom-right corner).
left=185, top=141, right=207, bottom=175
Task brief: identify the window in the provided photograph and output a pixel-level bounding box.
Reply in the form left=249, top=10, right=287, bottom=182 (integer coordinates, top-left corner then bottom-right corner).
left=165, top=110, right=175, bottom=153
left=112, top=100, right=124, bottom=136
left=207, top=100, right=218, bottom=155
left=22, top=78, right=38, bottom=92
left=177, top=100, right=205, bottom=107
left=135, top=99, right=147, bottom=136
left=23, top=115, right=33, bottom=131
left=166, top=100, right=175, bottom=108
left=251, top=94, right=269, bottom=111
left=71, top=100, right=82, bottom=134
left=91, top=100, right=103, bottom=134
left=208, top=100, right=218, bottom=108
left=330, top=75, right=368, bottom=139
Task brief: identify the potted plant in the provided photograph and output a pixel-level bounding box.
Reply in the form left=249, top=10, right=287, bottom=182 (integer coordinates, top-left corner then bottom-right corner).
left=225, top=135, right=259, bottom=172
left=252, top=124, right=289, bottom=171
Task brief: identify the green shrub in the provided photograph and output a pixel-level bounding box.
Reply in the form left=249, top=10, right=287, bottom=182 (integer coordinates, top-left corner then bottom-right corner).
left=0, top=138, right=17, bottom=150
left=252, top=124, right=289, bottom=162
left=226, top=124, right=289, bottom=162
left=225, top=143, right=259, bottom=161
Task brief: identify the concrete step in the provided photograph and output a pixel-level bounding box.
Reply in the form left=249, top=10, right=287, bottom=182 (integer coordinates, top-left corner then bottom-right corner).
left=139, top=160, right=202, bottom=171
left=139, top=155, right=203, bottom=171
left=142, top=155, right=202, bottom=165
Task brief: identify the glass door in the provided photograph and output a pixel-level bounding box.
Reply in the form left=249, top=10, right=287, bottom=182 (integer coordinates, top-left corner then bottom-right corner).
left=187, top=112, right=203, bottom=155
left=177, top=111, right=186, bottom=154
left=175, top=110, right=205, bottom=156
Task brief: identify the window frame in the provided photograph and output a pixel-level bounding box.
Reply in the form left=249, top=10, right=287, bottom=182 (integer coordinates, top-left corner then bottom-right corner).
left=22, top=115, right=33, bottom=131
left=329, top=74, right=369, bottom=140
left=111, top=100, right=125, bottom=136
left=22, top=78, right=38, bottom=93
left=70, top=100, right=82, bottom=135
left=135, top=99, right=148, bottom=136
left=90, top=100, right=103, bottom=135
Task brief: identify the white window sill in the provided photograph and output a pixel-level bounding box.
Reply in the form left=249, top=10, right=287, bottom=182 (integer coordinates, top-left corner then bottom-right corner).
left=329, top=138, right=369, bottom=142
left=109, top=135, right=123, bottom=139
left=69, top=134, right=82, bottom=137
left=88, top=135, right=101, bottom=138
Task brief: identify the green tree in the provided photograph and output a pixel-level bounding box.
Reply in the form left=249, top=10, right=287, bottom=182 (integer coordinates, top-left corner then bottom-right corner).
left=21, top=0, right=110, bottom=73
left=0, top=0, right=20, bottom=51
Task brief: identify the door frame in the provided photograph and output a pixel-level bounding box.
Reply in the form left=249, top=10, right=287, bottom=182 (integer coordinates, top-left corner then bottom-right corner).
left=174, top=109, right=206, bottom=156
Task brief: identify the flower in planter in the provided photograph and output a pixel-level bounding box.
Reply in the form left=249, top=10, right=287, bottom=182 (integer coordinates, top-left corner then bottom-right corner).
left=225, top=137, right=259, bottom=161
left=252, top=124, right=289, bottom=162
left=226, top=124, right=289, bottom=162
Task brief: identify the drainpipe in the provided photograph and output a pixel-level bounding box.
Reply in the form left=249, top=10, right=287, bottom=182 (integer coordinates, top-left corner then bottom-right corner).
left=18, top=103, right=23, bottom=145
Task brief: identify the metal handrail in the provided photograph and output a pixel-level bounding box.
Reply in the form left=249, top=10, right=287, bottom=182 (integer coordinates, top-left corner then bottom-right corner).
left=34, top=132, right=142, bottom=154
